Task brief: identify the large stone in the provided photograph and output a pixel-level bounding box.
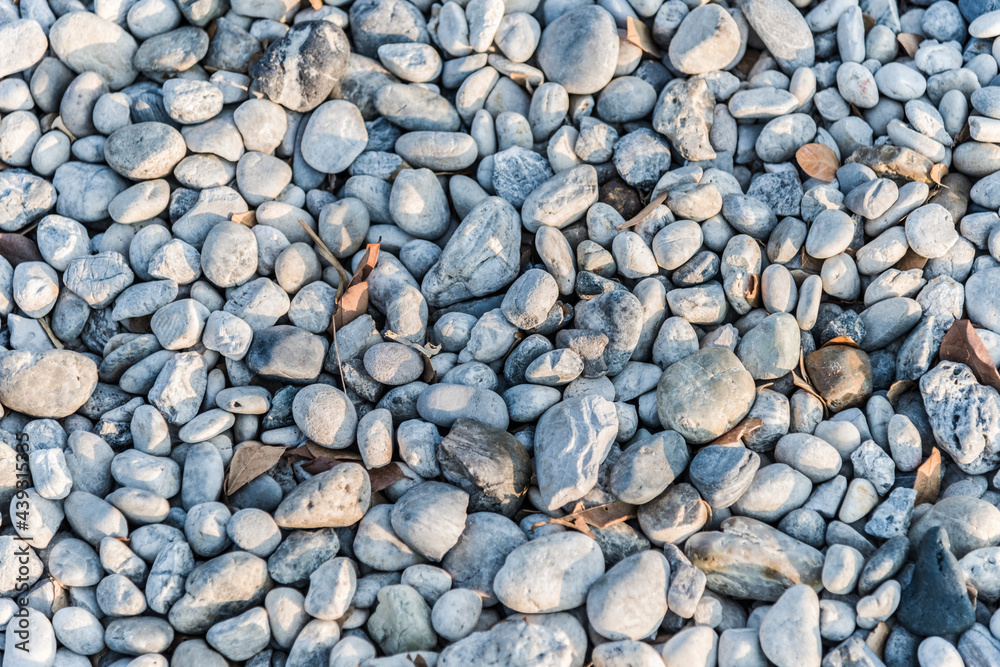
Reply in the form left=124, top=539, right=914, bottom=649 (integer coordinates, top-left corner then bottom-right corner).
left=536, top=6, right=619, bottom=95
left=442, top=513, right=527, bottom=606
left=249, top=21, right=351, bottom=112
left=758, top=585, right=822, bottom=667
left=737, top=0, right=815, bottom=73
left=421, top=197, right=521, bottom=307
left=908, top=495, right=1000, bottom=559
left=736, top=312, right=800, bottom=380
left=437, top=419, right=531, bottom=517
left=656, top=347, right=756, bottom=444
left=273, top=463, right=371, bottom=529
left=0, top=350, right=98, bottom=418
left=897, top=527, right=976, bottom=636
left=652, top=77, right=716, bottom=162
left=919, top=361, right=1000, bottom=468
left=494, top=532, right=605, bottom=613
left=804, top=345, right=873, bottom=412
left=586, top=551, right=670, bottom=641
left=48, top=12, right=138, bottom=89
left=438, top=619, right=575, bottom=667
left=685, top=516, right=824, bottom=601
left=534, top=395, right=619, bottom=511
left=167, top=552, right=272, bottom=634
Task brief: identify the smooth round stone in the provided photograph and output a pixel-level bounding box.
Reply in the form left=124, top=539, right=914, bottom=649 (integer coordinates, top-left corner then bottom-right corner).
left=657, top=347, right=756, bottom=444
left=109, top=180, right=170, bottom=224
left=736, top=312, right=800, bottom=380
left=0, top=350, right=98, bottom=419
left=874, top=62, right=928, bottom=101
left=905, top=203, right=958, bottom=259
left=378, top=43, right=441, bottom=82
left=689, top=445, right=760, bottom=509
left=364, top=342, right=425, bottom=386
left=301, top=100, right=369, bottom=174
left=292, top=384, right=357, bottom=449
left=669, top=4, right=741, bottom=74
left=775, top=433, right=843, bottom=482
left=494, top=532, right=605, bottom=613
left=201, top=221, right=258, bottom=288
left=245, top=325, right=324, bottom=383
left=731, top=463, right=812, bottom=523
left=587, top=550, right=670, bottom=641
left=390, top=168, right=450, bottom=239
left=536, top=6, right=620, bottom=94
left=395, top=131, right=479, bottom=171
left=48, top=12, right=138, bottom=89
left=105, top=123, right=186, bottom=180
left=133, top=26, right=209, bottom=74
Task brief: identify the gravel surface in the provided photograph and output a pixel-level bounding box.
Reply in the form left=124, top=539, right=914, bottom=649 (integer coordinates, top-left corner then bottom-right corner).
left=3, top=0, right=1000, bottom=665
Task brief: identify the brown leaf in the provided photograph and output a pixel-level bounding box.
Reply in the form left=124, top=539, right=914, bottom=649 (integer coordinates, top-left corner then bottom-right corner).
left=306, top=0, right=321, bottom=8
left=624, top=17, right=662, bottom=58
left=537, top=501, right=638, bottom=538
left=930, top=163, right=948, bottom=186
left=225, top=442, right=287, bottom=496
left=862, top=13, right=876, bottom=34
left=711, top=418, right=764, bottom=446
left=795, top=143, right=839, bottom=182
left=368, top=462, right=407, bottom=493
left=298, top=219, right=351, bottom=299
left=886, top=380, right=916, bottom=406
left=412, top=657, right=430, bottom=667
left=866, top=622, right=891, bottom=659
left=0, top=233, right=43, bottom=266
left=616, top=189, right=669, bottom=230
left=283, top=444, right=315, bottom=465
left=938, top=319, right=1000, bottom=393
left=897, top=33, right=922, bottom=58
left=914, top=447, right=942, bottom=505
left=744, top=274, right=760, bottom=302
left=231, top=210, right=256, bottom=227
left=822, top=335, right=860, bottom=349
left=895, top=247, right=929, bottom=271
left=332, top=242, right=381, bottom=330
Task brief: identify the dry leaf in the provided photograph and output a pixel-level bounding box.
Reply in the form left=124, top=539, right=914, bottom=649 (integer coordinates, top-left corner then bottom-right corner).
left=895, top=247, right=928, bottom=271
left=617, top=189, right=669, bottom=230
left=0, top=233, right=43, bottom=266
left=930, top=163, right=948, bottom=186
left=862, top=13, right=876, bottom=34
left=537, top=501, right=638, bottom=538
left=914, top=447, right=942, bottom=505
left=866, top=622, right=891, bottom=659
left=624, top=17, right=662, bottom=58
left=886, top=380, right=916, bottom=405
left=231, top=210, right=256, bottom=227
left=712, top=418, right=764, bottom=446
left=298, top=219, right=351, bottom=298
left=225, top=443, right=287, bottom=496
left=795, top=143, right=839, bottom=182
left=744, top=274, right=760, bottom=302
left=412, top=657, right=430, bottom=667
left=332, top=242, right=380, bottom=330
left=822, top=335, right=860, bottom=349
left=938, top=319, right=1000, bottom=393
left=897, top=33, right=922, bottom=58
left=306, top=0, right=321, bottom=8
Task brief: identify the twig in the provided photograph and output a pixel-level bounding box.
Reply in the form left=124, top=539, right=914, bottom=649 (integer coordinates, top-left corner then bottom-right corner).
left=297, top=219, right=351, bottom=300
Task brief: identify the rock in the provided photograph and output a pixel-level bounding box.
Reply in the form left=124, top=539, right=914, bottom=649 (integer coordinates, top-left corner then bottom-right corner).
left=437, top=418, right=531, bottom=517
left=653, top=77, right=716, bottom=162
left=0, top=350, right=97, bottom=418
left=897, top=527, right=976, bottom=636
left=438, top=618, right=575, bottom=667
left=49, top=12, right=138, bottom=89
left=367, top=585, right=437, bottom=654
left=656, top=347, right=756, bottom=444
left=685, top=516, right=824, bottom=601
left=803, top=345, right=873, bottom=412
left=494, top=532, right=605, bottom=613
left=536, top=7, right=619, bottom=95
left=249, top=21, right=351, bottom=112
left=273, top=463, right=371, bottom=529
left=919, top=361, right=1000, bottom=467
left=758, top=585, right=821, bottom=667
left=586, top=551, right=670, bottom=640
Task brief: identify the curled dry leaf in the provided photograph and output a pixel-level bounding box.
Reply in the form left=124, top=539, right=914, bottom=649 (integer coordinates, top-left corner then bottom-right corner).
left=231, top=210, right=256, bottom=227
left=0, top=233, right=44, bottom=267
left=886, top=380, right=916, bottom=406
left=822, top=335, right=860, bottom=349
left=225, top=442, right=287, bottom=496
left=333, top=241, right=381, bottom=330
left=711, top=418, right=764, bottom=446
left=897, top=33, right=922, bottom=58
left=914, top=447, right=942, bottom=505
left=930, top=163, right=948, bottom=186
left=624, top=17, right=662, bottom=58
left=538, top=500, right=638, bottom=538
left=795, top=143, right=839, bottom=182
left=938, top=319, right=1000, bottom=393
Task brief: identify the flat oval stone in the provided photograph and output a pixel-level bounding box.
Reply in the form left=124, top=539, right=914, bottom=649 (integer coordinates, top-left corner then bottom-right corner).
left=49, top=12, right=138, bottom=89
left=0, top=350, right=98, bottom=418
left=273, top=463, right=371, bottom=529
left=657, top=347, right=756, bottom=444
left=105, top=122, right=186, bottom=179
left=301, top=100, right=368, bottom=174
left=494, top=532, right=605, bottom=613
left=536, top=6, right=619, bottom=95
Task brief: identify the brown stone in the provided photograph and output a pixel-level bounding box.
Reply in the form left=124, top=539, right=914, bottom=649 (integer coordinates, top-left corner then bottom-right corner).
left=685, top=516, right=824, bottom=601
left=804, top=344, right=873, bottom=412
left=845, top=145, right=935, bottom=185
left=599, top=178, right=642, bottom=220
